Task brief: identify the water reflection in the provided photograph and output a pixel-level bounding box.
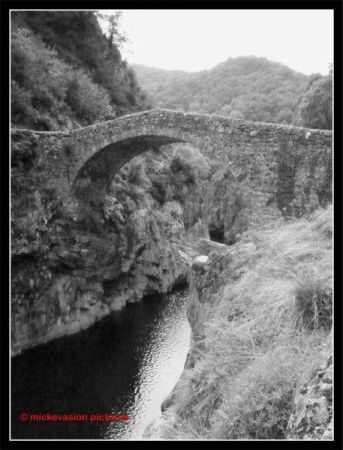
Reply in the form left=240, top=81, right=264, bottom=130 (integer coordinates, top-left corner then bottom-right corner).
left=11, top=286, right=190, bottom=439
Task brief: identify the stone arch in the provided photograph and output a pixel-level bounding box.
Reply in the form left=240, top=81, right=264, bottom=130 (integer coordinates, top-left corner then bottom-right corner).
left=69, top=118, right=215, bottom=193
left=71, top=134, right=188, bottom=197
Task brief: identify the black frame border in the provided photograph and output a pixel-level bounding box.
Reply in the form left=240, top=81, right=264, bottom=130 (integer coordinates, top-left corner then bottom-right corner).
left=1, top=1, right=342, bottom=449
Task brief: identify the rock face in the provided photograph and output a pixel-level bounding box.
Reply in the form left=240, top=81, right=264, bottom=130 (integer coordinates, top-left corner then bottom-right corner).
left=286, top=352, right=333, bottom=440
left=144, top=240, right=229, bottom=440
left=144, top=241, right=231, bottom=439
left=11, top=143, right=243, bottom=355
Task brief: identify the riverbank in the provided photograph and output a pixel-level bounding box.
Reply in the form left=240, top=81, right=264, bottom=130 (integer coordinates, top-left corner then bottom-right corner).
left=145, top=205, right=333, bottom=440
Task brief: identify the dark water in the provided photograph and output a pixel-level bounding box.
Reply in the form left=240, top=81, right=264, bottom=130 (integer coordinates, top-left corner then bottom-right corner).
left=11, top=287, right=190, bottom=439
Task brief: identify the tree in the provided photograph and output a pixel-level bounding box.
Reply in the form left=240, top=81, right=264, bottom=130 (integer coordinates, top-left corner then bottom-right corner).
left=11, top=11, right=149, bottom=129
left=95, top=11, right=127, bottom=48
left=228, top=110, right=244, bottom=120
left=133, top=56, right=310, bottom=125
left=66, top=70, right=114, bottom=122
left=218, top=104, right=232, bottom=116
left=275, top=108, right=293, bottom=124
left=296, top=72, right=332, bottom=130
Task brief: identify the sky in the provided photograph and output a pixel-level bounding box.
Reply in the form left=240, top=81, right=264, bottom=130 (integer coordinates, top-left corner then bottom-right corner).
left=100, top=9, right=333, bottom=75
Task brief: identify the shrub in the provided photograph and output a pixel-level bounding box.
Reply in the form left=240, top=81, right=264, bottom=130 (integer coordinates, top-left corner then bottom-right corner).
left=296, top=73, right=332, bottom=130
left=150, top=173, right=168, bottom=204
left=170, top=155, right=196, bottom=185
left=126, top=160, right=151, bottom=190
left=163, top=201, right=183, bottom=221
left=12, top=27, right=72, bottom=104
left=11, top=80, right=35, bottom=122
left=11, top=134, right=38, bottom=170
left=66, top=70, right=114, bottom=123
left=293, top=278, right=332, bottom=331
left=11, top=27, right=73, bottom=129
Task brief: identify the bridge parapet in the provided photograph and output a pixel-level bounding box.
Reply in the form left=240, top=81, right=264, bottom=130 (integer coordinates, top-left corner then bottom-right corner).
left=11, top=109, right=332, bottom=215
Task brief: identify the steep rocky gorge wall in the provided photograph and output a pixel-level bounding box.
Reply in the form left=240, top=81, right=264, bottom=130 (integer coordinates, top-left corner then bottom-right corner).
left=11, top=143, right=240, bottom=355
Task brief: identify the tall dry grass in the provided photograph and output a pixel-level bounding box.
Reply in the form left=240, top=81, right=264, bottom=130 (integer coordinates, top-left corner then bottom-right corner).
left=172, top=205, right=333, bottom=439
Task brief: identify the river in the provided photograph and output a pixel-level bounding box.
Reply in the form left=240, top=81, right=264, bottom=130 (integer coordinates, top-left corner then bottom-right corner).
left=11, top=286, right=190, bottom=439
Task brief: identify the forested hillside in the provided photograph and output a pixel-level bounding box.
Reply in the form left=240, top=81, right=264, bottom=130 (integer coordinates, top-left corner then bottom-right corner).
left=134, top=57, right=331, bottom=126
left=11, top=11, right=150, bottom=131
left=11, top=13, right=332, bottom=131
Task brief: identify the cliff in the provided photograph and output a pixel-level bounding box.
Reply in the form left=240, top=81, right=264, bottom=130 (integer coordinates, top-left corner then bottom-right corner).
left=144, top=206, right=333, bottom=439
left=11, top=144, right=244, bottom=355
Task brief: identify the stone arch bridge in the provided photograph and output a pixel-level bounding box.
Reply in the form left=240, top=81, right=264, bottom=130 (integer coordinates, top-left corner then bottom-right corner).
left=11, top=109, right=332, bottom=213
left=11, top=109, right=333, bottom=355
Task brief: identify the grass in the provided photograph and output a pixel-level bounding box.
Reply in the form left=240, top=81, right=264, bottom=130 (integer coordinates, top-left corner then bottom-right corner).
left=293, top=274, right=332, bottom=332
left=169, top=205, right=333, bottom=439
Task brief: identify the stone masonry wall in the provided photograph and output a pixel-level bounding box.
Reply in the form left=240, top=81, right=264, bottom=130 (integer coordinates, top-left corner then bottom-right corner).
left=11, top=109, right=332, bottom=217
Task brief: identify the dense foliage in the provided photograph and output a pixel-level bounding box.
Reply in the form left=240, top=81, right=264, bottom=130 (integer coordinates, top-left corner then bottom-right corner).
left=11, top=11, right=150, bottom=130
left=11, top=12, right=332, bottom=131
left=134, top=57, right=331, bottom=126
left=295, top=71, right=332, bottom=130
